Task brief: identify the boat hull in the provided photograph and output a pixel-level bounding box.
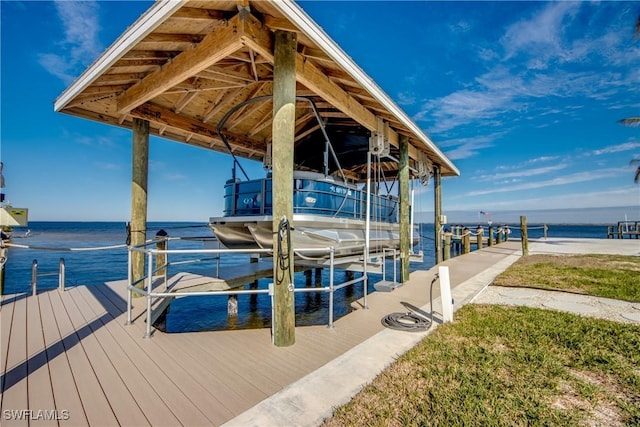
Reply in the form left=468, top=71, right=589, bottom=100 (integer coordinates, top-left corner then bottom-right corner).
left=209, top=214, right=412, bottom=257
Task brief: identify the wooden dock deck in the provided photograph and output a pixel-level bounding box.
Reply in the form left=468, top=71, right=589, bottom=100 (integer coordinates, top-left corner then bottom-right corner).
left=1, top=242, right=523, bottom=426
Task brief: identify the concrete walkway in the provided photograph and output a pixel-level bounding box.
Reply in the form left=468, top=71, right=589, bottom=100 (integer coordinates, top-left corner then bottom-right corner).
left=224, top=238, right=639, bottom=426
left=473, top=237, right=640, bottom=324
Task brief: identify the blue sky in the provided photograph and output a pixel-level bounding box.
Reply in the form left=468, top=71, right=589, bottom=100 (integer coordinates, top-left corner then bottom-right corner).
left=1, top=1, right=639, bottom=223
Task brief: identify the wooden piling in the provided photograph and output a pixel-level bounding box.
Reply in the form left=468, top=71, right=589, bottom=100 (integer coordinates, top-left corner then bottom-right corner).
left=399, top=134, right=410, bottom=282
left=476, top=226, right=483, bottom=250
left=496, top=227, right=503, bottom=244
left=462, top=228, right=470, bottom=254
left=131, top=118, right=149, bottom=289
left=520, top=216, right=528, bottom=256
left=155, top=230, right=168, bottom=277
left=488, top=225, right=493, bottom=247
left=443, top=232, right=451, bottom=261
left=315, top=268, right=322, bottom=287
left=271, top=30, right=297, bottom=347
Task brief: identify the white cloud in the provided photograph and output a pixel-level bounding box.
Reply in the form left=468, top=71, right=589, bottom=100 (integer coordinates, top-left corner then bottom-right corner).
left=466, top=168, right=625, bottom=196
left=501, top=2, right=579, bottom=62
left=414, top=2, right=640, bottom=135
left=587, top=141, right=640, bottom=156
left=444, top=186, right=639, bottom=213
left=477, top=164, right=568, bottom=182
left=38, top=1, right=102, bottom=85
left=437, top=132, right=507, bottom=160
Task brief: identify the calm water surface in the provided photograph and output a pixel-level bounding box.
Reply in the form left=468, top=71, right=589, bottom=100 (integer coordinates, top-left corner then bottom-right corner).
left=2, top=222, right=611, bottom=332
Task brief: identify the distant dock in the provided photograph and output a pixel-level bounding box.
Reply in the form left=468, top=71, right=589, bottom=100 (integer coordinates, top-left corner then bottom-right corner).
left=607, top=221, right=640, bottom=239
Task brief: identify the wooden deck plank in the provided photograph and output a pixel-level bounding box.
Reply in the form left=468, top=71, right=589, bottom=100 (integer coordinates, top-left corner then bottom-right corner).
left=38, top=292, right=88, bottom=426
left=70, top=285, right=182, bottom=427
left=1, top=293, right=29, bottom=426
left=158, top=331, right=276, bottom=403
left=0, top=294, right=15, bottom=398
left=59, top=287, right=151, bottom=426
left=26, top=294, right=57, bottom=427
left=190, top=329, right=321, bottom=385
left=47, top=289, right=119, bottom=426
left=81, top=287, right=215, bottom=427
left=84, top=284, right=226, bottom=425
left=95, top=282, right=274, bottom=415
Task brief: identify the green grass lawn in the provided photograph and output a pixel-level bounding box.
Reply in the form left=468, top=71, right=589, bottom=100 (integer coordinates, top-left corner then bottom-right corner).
left=492, top=254, right=640, bottom=302
left=323, top=254, right=640, bottom=426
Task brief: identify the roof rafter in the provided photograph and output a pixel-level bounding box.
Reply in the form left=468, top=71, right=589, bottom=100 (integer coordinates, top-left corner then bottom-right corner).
left=117, top=13, right=247, bottom=114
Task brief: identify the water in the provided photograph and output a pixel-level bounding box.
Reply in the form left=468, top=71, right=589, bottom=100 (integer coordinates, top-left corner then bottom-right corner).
left=1, top=222, right=613, bottom=332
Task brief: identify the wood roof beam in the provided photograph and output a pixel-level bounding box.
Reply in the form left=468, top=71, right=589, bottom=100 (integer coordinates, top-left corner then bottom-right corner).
left=170, top=7, right=227, bottom=22
left=197, top=65, right=256, bottom=84
left=117, top=13, right=246, bottom=114
left=130, top=102, right=219, bottom=139
left=201, top=86, right=245, bottom=123
left=141, top=33, right=206, bottom=44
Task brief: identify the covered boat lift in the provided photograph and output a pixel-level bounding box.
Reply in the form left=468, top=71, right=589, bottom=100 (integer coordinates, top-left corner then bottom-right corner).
left=54, top=0, right=459, bottom=346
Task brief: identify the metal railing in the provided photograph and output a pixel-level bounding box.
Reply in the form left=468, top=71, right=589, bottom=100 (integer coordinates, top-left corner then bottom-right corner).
left=126, top=237, right=368, bottom=338
left=31, top=258, right=65, bottom=296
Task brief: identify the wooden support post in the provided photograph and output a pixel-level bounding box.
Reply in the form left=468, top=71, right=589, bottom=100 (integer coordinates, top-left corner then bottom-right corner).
left=433, top=165, right=443, bottom=264
left=131, top=118, right=149, bottom=290
left=228, top=294, right=239, bottom=317
left=476, top=226, right=483, bottom=250
left=520, top=216, right=529, bottom=256
left=155, top=229, right=168, bottom=277
left=305, top=269, right=312, bottom=287
left=443, top=232, right=451, bottom=261
left=496, top=227, right=503, bottom=244
left=462, top=228, right=470, bottom=254
left=399, top=135, right=410, bottom=283
left=488, top=225, right=493, bottom=246
left=315, top=268, right=322, bottom=287
left=271, top=30, right=297, bottom=347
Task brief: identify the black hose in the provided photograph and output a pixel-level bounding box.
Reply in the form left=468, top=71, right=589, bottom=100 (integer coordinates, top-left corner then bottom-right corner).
left=381, top=274, right=439, bottom=332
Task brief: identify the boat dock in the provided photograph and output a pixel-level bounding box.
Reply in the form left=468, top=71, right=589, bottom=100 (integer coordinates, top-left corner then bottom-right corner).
left=607, top=221, right=640, bottom=239
left=1, top=241, right=524, bottom=426
left=2, top=238, right=639, bottom=426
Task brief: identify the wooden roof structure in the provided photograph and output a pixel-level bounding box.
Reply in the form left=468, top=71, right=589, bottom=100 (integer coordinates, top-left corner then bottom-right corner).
left=54, top=0, right=459, bottom=182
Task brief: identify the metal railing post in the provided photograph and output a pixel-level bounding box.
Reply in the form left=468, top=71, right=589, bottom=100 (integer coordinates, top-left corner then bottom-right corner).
left=363, top=244, right=368, bottom=309
left=393, top=249, right=397, bottom=284
left=126, top=248, right=132, bottom=325
left=164, top=238, right=168, bottom=289
left=145, top=249, right=153, bottom=338
left=328, top=247, right=335, bottom=328
left=381, top=249, right=386, bottom=281
left=58, top=258, right=65, bottom=291
left=269, top=282, right=275, bottom=344
left=216, top=239, right=221, bottom=277
left=31, top=259, right=37, bottom=296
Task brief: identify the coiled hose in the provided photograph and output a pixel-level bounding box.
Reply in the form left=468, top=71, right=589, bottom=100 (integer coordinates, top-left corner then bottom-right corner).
left=381, top=274, right=439, bottom=332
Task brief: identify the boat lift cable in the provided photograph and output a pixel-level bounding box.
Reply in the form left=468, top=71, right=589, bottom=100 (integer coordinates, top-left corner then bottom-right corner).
left=381, top=274, right=439, bottom=332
